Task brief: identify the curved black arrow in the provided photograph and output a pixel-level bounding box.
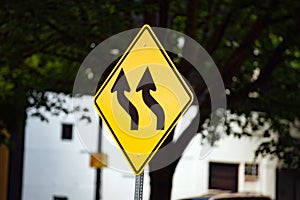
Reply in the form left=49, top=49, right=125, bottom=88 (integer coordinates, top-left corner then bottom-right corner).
left=136, top=67, right=165, bottom=130
left=111, top=69, right=139, bottom=130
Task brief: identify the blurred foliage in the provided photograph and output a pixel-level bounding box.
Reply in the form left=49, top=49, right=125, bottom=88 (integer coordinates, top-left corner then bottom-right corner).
left=0, top=0, right=299, bottom=171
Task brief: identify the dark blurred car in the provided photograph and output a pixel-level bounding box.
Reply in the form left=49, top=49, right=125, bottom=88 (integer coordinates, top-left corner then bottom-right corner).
left=209, top=192, right=271, bottom=200
left=179, top=190, right=230, bottom=200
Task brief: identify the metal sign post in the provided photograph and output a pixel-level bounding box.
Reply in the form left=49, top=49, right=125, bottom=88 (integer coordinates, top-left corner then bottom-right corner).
left=134, top=171, right=144, bottom=200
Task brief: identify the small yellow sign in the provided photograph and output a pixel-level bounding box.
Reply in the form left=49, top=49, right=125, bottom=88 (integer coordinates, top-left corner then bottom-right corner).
left=90, top=153, right=108, bottom=169
left=94, top=25, right=193, bottom=175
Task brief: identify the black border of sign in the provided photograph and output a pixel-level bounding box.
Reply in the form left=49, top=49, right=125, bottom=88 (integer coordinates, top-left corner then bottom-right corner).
left=94, top=26, right=193, bottom=175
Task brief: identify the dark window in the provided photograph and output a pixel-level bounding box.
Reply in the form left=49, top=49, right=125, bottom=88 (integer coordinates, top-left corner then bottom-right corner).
left=245, top=163, right=259, bottom=176
left=245, top=163, right=259, bottom=181
left=209, top=162, right=239, bottom=192
left=53, top=196, right=68, bottom=200
left=62, top=124, right=73, bottom=140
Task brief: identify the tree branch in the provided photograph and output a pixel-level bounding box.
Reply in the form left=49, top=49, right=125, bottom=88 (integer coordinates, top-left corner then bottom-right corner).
left=220, top=16, right=268, bottom=85
left=159, top=0, right=169, bottom=27
left=185, top=0, right=199, bottom=38
left=250, top=42, right=287, bottom=92
left=205, top=10, right=233, bottom=54
left=143, top=0, right=158, bottom=26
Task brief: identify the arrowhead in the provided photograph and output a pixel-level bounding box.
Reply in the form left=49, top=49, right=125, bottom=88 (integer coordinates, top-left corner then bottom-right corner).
left=111, top=69, right=131, bottom=93
left=136, top=67, right=156, bottom=92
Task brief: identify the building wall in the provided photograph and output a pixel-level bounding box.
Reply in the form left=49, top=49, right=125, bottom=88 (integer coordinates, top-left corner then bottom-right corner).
left=22, top=96, right=98, bottom=200
left=100, top=124, right=151, bottom=200
left=22, top=95, right=277, bottom=200
left=172, top=134, right=277, bottom=200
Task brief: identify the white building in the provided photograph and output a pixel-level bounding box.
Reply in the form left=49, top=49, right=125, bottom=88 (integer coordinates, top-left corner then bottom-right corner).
left=22, top=95, right=276, bottom=200
left=173, top=134, right=276, bottom=199
left=22, top=96, right=98, bottom=200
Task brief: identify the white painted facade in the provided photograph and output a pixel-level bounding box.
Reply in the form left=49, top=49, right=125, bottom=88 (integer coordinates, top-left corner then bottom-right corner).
left=172, top=135, right=277, bottom=199
left=22, top=96, right=98, bottom=200
left=22, top=95, right=276, bottom=200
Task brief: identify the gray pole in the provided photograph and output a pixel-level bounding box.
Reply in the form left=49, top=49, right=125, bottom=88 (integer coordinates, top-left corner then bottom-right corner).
left=134, top=171, right=144, bottom=200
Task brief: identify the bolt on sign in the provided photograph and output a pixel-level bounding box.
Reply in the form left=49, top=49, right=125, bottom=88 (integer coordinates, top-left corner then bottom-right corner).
left=94, top=25, right=193, bottom=175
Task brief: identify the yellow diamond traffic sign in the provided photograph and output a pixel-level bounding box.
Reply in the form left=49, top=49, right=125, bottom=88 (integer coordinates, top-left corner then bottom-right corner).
left=94, top=25, right=193, bottom=175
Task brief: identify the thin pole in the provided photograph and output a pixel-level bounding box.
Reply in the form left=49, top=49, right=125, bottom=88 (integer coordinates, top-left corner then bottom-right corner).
left=95, top=119, right=102, bottom=200
left=95, top=169, right=101, bottom=200
left=134, top=171, right=144, bottom=200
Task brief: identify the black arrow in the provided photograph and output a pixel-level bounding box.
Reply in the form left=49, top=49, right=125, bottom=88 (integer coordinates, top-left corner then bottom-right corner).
left=111, top=69, right=139, bottom=130
left=136, top=67, right=165, bottom=130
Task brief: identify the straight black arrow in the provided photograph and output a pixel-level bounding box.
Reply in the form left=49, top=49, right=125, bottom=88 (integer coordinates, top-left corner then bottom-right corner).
left=136, top=67, right=165, bottom=130
left=111, top=69, right=139, bottom=130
